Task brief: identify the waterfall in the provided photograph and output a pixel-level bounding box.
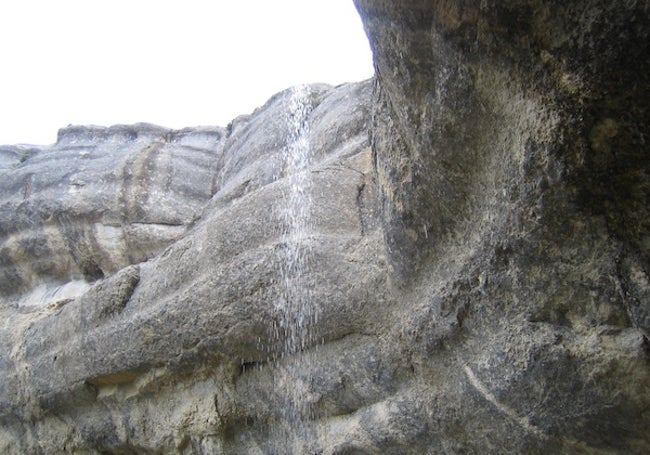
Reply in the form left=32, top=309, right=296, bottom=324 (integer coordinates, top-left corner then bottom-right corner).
left=269, top=84, right=319, bottom=451
left=275, top=84, right=316, bottom=354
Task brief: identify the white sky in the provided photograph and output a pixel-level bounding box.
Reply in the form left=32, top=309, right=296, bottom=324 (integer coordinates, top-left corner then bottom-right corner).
left=0, top=0, right=374, bottom=145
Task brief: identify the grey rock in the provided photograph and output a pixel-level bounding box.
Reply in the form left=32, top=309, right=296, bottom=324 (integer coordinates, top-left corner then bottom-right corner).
left=0, top=122, right=225, bottom=300
left=0, top=80, right=388, bottom=454
left=352, top=0, right=650, bottom=453
left=1, top=1, right=649, bottom=453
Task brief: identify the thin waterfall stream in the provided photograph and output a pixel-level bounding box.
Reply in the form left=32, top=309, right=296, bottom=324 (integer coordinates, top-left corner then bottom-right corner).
left=275, top=84, right=316, bottom=355
left=269, top=84, right=319, bottom=450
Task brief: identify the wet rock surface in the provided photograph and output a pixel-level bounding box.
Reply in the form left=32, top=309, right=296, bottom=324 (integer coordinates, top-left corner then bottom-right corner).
left=1, top=1, right=649, bottom=453
left=0, top=81, right=390, bottom=454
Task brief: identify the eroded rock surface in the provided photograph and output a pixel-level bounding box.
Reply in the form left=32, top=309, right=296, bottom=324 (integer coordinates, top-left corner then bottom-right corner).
left=1, top=1, right=649, bottom=454
left=0, top=81, right=390, bottom=454
left=353, top=0, right=650, bottom=452
left=0, top=123, right=225, bottom=302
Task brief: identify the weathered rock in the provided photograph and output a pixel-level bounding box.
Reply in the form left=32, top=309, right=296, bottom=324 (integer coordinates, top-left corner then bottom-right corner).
left=0, top=1, right=649, bottom=453
left=0, top=123, right=225, bottom=301
left=353, top=0, right=650, bottom=452
left=0, top=80, right=390, bottom=454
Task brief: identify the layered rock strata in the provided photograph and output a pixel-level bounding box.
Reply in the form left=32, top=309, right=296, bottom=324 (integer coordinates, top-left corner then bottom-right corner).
left=0, top=0, right=649, bottom=453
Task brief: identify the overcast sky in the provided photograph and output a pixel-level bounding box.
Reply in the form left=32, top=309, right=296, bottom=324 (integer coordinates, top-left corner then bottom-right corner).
left=0, top=0, right=374, bottom=145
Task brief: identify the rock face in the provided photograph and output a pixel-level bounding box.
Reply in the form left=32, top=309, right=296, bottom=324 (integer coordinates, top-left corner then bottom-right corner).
left=0, top=1, right=649, bottom=454
left=353, top=0, right=650, bottom=452
left=0, top=123, right=224, bottom=303
left=0, top=81, right=388, bottom=454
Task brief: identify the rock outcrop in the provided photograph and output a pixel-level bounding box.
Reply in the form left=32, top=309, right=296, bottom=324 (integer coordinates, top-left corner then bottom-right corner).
left=0, top=123, right=224, bottom=303
left=353, top=0, right=650, bottom=452
left=1, top=1, right=649, bottom=454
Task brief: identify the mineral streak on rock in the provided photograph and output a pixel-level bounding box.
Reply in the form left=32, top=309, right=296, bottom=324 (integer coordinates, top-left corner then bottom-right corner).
left=0, top=1, right=649, bottom=453
left=0, top=123, right=225, bottom=302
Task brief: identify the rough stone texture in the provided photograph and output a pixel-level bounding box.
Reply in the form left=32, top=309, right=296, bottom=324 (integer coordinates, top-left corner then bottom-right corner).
left=0, top=1, right=649, bottom=453
left=0, top=81, right=389, bottom=454
left=353, top=0, right=650, bottom=452
left=0, top=123, right=225, bottom=301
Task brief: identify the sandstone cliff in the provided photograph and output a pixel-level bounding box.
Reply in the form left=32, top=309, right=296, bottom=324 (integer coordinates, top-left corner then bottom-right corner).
left=1, top=1, right=649, bottom=454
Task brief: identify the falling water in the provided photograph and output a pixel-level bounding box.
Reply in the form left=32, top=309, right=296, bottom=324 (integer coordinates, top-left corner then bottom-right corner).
left=269, top=84, right=318, bottom=450
left=275, top=84, right=316, bottom=354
